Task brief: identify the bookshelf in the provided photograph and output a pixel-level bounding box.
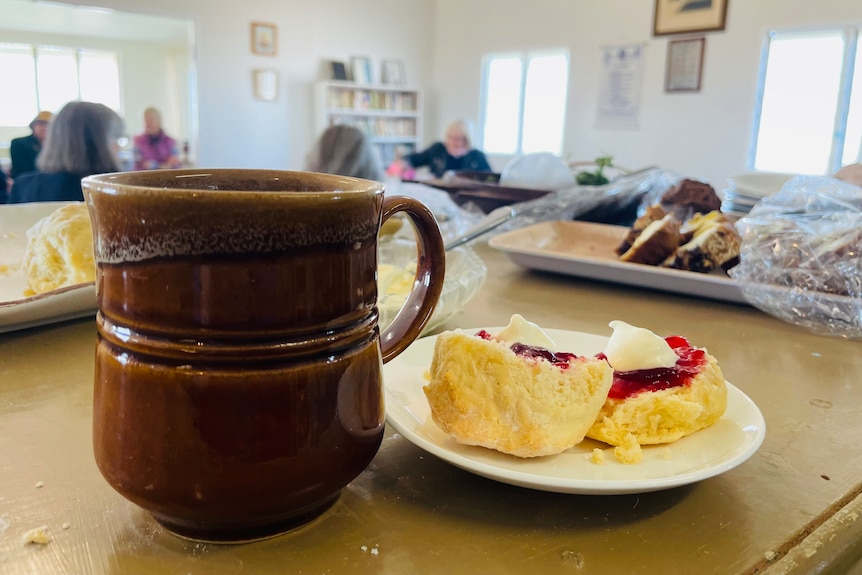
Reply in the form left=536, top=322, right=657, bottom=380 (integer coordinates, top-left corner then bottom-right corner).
left=315, top=81, right=423, bottom=169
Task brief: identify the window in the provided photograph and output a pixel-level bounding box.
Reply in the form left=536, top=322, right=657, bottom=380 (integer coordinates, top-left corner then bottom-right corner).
left=0, top=45, right=37, bottom=127
left=751, top=28, right=861, bottom=174
left=481, top=51, right=569, bottom=156
left=0, top=43, right=121, bottom=127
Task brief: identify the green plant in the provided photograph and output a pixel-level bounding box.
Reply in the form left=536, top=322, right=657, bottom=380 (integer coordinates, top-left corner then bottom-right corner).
left=576, top=155, right=613, bottom=186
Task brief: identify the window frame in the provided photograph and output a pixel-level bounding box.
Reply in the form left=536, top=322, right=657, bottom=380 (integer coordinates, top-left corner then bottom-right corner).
left=479, top=49, right=570, bottom=156
left=0, top=42, right=122, bottom=128
left=748, top=26, right=861, bottom=174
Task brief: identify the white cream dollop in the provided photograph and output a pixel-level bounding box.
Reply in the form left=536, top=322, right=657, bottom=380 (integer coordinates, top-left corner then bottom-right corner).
left=494, top=314, right=557, bottom=351
left=603, top=320, right=678, bottom=372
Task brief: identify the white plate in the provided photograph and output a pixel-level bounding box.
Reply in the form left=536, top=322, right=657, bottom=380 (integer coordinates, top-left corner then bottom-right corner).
left=0, top=202, right=97, bottom=334
left=729, top=172, right=794, bottom=199
left=488, top=220, right=747, bottom=304
left=383, top=328, right=766, bottom=495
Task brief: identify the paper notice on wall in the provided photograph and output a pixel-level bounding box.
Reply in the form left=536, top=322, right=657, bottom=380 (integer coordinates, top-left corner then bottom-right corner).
left=596, top=44, right=644, bottom=131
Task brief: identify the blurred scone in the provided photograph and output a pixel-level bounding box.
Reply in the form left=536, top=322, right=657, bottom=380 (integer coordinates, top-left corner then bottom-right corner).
left=22, top=203, right=95, bottom=295
left=424, top=318, right=613, bottom=458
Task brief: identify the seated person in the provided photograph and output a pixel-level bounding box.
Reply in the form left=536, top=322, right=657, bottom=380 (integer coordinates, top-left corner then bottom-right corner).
left=10, top=111, right=52, bottom=179
left=305, top=124, right=384, bottom=181
left=394, top=119, right=491, bottom=178
left=133, top=107, right=181, bottom=170
left=0, top=168, right=7, bottom=204
left=9, top=102, right=124, bottom=204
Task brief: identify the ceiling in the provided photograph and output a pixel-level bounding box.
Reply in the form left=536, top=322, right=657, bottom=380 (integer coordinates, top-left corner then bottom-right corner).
left=2, top=0, right=192, bottom=45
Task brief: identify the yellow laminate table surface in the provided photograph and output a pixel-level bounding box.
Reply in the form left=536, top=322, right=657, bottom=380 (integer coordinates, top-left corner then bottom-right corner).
left=2, top=244, right=862, bottom=575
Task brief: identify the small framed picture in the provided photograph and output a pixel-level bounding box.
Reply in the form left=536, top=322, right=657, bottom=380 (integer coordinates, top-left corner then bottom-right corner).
left=653, top=0, right=728, bottom=36
left=381, top=60, right=406, bottom=85
left=252, top=69, right=278, bottom=101
left=331, top=61, right=347, bottom=81
left=350, top=56, right=373, bottom=85
left=251, top=22, right=277, bottom=56
left=665, top=37, right=706, bottom=92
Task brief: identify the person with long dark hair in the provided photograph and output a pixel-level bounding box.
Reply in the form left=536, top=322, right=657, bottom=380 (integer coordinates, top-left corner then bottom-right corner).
left=9, top=102, right=124, bottom=204
left=305, top=124, right=384, bottom=181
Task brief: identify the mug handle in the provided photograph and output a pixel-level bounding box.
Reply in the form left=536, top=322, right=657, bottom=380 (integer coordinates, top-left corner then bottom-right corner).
left=378, top=195, right=446, bottom=363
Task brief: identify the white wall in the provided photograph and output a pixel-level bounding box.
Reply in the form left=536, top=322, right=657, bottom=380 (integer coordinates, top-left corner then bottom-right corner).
left=42, top=0, right=435, bottom=171
left=430, top=0, right=862, bottom=187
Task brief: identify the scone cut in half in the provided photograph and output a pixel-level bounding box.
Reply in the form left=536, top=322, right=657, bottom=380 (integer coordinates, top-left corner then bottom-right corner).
left=423, top=315, right=613, bottom=458
left=587, top=321, right=727, bottom=451
left=22, top=203, right=95, bottom=295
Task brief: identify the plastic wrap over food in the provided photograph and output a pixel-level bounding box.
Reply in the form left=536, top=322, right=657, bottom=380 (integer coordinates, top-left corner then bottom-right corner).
left=729, top=175, right=862, bottom=339
left=378, top=237, right=487, bottom=336
left=496, top=167, right=677, bottom=233
left=383, top=179, right=483, bottom=242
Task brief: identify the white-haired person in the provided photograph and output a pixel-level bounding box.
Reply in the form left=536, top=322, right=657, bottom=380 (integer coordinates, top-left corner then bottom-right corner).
left=305, top=124, right=384, bottom=181
left=133, top=106, right=181, bottom=170
left=391, top=119, right=491, bottom=178
left=9, top=101, right=124, bottom=204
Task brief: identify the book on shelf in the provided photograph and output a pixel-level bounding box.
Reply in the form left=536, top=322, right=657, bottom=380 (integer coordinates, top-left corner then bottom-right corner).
left=326, top=88, right=417, bottom=112
left=329, top=116, right=416, bottom=138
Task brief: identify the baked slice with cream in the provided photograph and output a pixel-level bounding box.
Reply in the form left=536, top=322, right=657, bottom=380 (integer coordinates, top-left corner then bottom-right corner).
left=618, top=214, right=681, bottom=265
left=587, top=321, right=727, bottom=460
left=662, top=211, right=742, bottom=272
left=423, top=315, right=613, bottom=458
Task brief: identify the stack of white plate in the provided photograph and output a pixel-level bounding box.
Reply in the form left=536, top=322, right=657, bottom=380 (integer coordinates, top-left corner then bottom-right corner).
left=722, top=172, right=794, bottom=215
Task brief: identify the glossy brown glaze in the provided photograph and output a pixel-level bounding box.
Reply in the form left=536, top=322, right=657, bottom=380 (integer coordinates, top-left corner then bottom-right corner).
left=82, top=169, right=445, bottom=541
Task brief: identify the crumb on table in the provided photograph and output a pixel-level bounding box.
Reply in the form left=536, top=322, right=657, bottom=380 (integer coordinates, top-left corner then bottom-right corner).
left=22, top=525, right=52, bottom=545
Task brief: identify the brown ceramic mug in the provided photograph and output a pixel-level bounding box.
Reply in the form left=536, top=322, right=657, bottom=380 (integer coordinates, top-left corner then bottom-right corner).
left=82, top=169, right=445, bottom=542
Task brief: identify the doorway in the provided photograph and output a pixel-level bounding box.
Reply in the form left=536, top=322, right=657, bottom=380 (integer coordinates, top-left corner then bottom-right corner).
left=0, top=0, right=198, bottom=169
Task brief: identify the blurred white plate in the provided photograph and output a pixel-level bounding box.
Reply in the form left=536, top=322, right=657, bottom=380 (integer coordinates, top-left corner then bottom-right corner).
left=384, top=327, right=766, bottom=494
left=730, top=172, right=794, bottom=199
left=0, top=202, right=97, bottom=334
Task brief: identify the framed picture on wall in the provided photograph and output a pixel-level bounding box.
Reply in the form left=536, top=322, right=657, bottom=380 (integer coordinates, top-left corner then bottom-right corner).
left=653, top=0, right=728, bottom=36
left=331, top=61, right=348, bottom=81
left=252, top=69, right=278, bottom=101
left=350, top=56, right=373, bottom=85
left=665, top=37, right=706, bottom=92
left=251, top=21, right=277, bottom=56
left=381, top=60, right=406, bottom=85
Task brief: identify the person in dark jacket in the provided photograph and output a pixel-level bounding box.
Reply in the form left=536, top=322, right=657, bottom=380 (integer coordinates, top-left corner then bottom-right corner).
left=9, top=111, right=52, bottom=178
left=0, top=168, right=8, bottom=203
left=9, top=102, right=124, bottom=204
left=397, top=119, right=491, bottom=178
